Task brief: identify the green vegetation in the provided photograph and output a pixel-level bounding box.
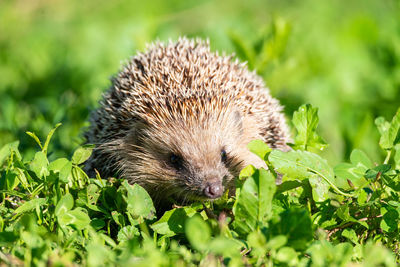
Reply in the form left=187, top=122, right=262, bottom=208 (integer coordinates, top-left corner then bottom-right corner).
left=1, top=105, right=400, bottom=266
left=1, top=0, right=400, bottom=164
left=1, top=0, right=400, bottom=266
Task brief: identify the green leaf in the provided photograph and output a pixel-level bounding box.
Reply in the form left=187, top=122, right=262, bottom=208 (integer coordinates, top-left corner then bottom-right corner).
left=308, top=173, right=330, bottom=202
left=276, top=247, right=298, bottom=265
left=292, top=104, right=327, bottom=151
left=90, top=219, right=106, bottom=230
left=29, top=151, right=49, bottom=178
left=117, top=225, right=140, bottom=242
left=337, top=204, right=368, bottom=228
left=394, top=144, right=400, bottom=169
left=42, top=123, right=61, bottom=155
left=375, top=116, right=390, bottom=137
left=247, top=139, right=272, bottom=160
left=266, top=235, right=288, bottom=250
left=55, top=193, right=74, bottom=217
left=334, top=163, right=363, bottom=183
left=26, top=131, right=43, bottom=150
left=365, top=164, right=391, bottom=180
left=101, top=234, right=117, bottom=248
left=238, top=164, right=257, bottom=180
left=357, top=189, right=369, bottom=205
left=0, top=231, right=18, bottom=246
left=185, top=215, right=211, bottom=252
left=208, top=237, right=243, bottom=257
left=380, top=207, right=399, bottom=233
left=85, top=184, right=101, bottom=206
left=13, top=168, right=29, bottom=189
left=111, top=211, right=125, bottom=226
left=232, top=168, right=276, bottom=235
left=21, top=231, right=43, bottom=248
left=151, top=207, right=196, bottom=236
left=49, top=158, right=72, bottom=183
left=276, top=180, right=303, bottom=194
left=269, top=208, right=313, bottom=250
left=59, top=161, right=73, bottom=183
left=14, top=198, right=47, bottom=215
left=350, top=149, right=373, bottom=168
left=334, top=149, right=371, bottom=189
left=307, top=241, right=354, bottom=266
left=362, top=242, right=397, bottom=267
left=71, top=146, right=93, bottom=165
left=72, top=166, right=89, bottom=184
left=269, top=150, right=352, bottom=199
left=86, top=243, right=113, bottom=267
left=247, top=231, right=268, bottom=257
left=49, top=158, right=69, bottom=172
left=375, top=107, right=400, bottom=150
left=122, top=181, right=156, bottom=222
left=0, top=141, right=20, bottom=166
left=4, top=172, right=19, bottom=191
left=58, top=208, right=91, bottom=230
left=342, top=229, right=359, bottom=245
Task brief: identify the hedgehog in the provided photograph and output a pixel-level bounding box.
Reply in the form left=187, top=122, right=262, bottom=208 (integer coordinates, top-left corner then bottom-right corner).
left=84, top=38, right=290, bottom=207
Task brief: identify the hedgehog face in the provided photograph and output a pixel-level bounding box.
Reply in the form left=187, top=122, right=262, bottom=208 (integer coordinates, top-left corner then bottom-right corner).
left=122, top=108, right=266, bottom=204
left=162, top=145, right=234, bottom=201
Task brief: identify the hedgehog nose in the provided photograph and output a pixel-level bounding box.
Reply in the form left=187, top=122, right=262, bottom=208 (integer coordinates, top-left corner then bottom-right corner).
left=203, top=182, right=223, bottom=199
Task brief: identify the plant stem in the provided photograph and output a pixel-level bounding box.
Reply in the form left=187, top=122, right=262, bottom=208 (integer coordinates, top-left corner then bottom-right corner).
left=384, top=149, right=392, bottom=164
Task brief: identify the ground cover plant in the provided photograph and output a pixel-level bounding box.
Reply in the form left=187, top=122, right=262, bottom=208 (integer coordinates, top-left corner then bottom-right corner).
left=1, top=104, right=399, bottom=266
left=1, top=0, right=400, bottom=266
left=1, top=0, right=399, bottom=164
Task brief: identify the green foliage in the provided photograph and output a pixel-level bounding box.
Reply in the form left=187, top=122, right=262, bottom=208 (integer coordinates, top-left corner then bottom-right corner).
left=375, top=108, right=400, bottom=150
left=1, top=105, right=400, bottom=266
left=232, top=168, right=276, bottom=235
left=1, top=0, right=400, bottom=265
left=292, top=104, right=327, bottom=151
left=1, top=0, right=400, bottom=165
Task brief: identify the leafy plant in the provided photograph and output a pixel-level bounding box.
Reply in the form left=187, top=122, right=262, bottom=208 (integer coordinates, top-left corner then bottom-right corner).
left=1, top=104, right=399, bottom=266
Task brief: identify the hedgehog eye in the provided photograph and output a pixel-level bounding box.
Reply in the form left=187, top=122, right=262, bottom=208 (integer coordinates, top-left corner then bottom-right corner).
left=169, top=153, right=183, bottom=170
left=221, top=149, right=228, bottom=163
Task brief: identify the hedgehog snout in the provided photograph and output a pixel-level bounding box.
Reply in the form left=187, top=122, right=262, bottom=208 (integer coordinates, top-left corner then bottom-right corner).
left=202, top=179, right=224, bottom=199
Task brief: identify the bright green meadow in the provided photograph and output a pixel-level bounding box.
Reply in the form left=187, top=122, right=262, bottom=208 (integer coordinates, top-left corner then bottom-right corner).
left=1, top=0, right=400, bottom=266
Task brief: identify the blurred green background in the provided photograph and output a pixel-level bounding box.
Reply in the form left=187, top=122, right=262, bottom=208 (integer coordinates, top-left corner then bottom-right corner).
left=1, top=0, right=399, bottom=165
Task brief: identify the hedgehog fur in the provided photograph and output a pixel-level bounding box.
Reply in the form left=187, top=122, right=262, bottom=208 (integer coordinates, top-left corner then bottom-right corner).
left=84, top=37, right=290, bottom=206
